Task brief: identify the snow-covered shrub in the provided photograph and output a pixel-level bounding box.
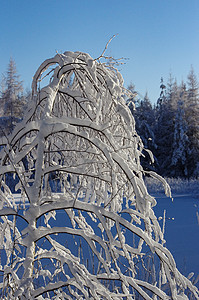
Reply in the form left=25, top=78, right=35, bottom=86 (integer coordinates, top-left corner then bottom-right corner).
left=0, top=51, right=198, bottom=299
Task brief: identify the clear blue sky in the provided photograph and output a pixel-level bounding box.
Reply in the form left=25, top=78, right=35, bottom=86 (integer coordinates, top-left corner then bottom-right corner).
left=0, top=0, right=199, bottom=103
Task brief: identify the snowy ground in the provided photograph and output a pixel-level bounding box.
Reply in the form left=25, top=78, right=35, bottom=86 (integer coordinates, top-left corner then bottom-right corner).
left=11, top=179, right=199, bottom=286
left=154, top=193, right=199, bottom=279
left=144, top=177, right=199, bottom=287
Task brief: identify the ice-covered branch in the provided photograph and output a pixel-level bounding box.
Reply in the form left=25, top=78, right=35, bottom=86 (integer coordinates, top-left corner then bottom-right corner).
left=0, top=51, right=198, bottom=299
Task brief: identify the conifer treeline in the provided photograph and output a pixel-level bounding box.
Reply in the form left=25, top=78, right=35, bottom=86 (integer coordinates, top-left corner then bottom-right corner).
left=0, top=59, right=198, bottom=178
left=129, top=68, right=199, bottom=178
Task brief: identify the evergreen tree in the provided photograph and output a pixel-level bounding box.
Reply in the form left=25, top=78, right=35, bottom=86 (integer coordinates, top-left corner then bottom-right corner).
left=154, top=78, right=176, bottom=176
left=133, top=92, right=156, bottom=170
left=185, top=67, right=199, bottom=177
left=126, top=82, right=138, bottom=111
left=0, top=74, right=6, bottom=117
left=166, top=74, right=179, bottom=110
left=0, top=58, right=25, bottom=133
left=171, top=84, right=189, bottom=177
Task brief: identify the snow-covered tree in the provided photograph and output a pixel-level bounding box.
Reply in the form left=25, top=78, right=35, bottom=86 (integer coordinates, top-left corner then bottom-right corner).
left=185, top=67, right=199, bottom=177
left=0, top=74, right=6, bottom=117
left=171, top=88, right=189, bottom=177
left=154, top=78, right=173, bottom=175
left=131, top=92, right=156, bottom=171
left=0, top=51, right=198, bottom=299
left=154, top=77, right=179, bottom=176
left=0, top=58, right=25, bottom=134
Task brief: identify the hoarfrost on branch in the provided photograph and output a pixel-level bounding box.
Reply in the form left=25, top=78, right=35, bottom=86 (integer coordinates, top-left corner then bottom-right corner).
left=0, top=51, right=198, bottom=299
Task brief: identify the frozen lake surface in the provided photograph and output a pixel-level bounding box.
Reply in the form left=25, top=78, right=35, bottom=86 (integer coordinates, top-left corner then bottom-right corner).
left=154, top=193, right=199, bottom=280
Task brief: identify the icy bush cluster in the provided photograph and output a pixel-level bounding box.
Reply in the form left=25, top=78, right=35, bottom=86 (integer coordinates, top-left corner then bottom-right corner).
left=0, top=51, right=198, bottom=299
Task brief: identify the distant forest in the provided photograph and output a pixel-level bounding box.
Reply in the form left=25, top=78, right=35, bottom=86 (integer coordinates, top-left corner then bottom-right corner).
left=128, top=68, right=199, bottom=179
left=1, top=58, right=199, bottom=178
